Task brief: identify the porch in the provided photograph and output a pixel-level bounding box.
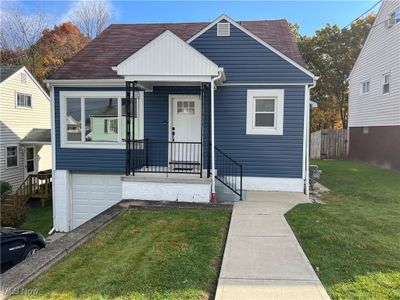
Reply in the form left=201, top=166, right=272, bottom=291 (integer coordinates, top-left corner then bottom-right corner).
left=114, top=30, right=243, bottom=201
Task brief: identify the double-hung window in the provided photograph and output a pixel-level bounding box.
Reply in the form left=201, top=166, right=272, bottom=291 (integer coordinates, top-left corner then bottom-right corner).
left=246, top=89, right=284, bottom=135
left=360, top=80, right=370, bottom=95
left=6, top=146, right=18, bottom=168
left=61, top=91, right=143, bottom=148
left=382, top=73, right=390, bottom=94
left=16, top=93, right=32, bottom=108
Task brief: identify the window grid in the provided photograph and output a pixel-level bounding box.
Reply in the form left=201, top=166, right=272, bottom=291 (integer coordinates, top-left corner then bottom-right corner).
left=382, top=73, right=390, bottom=94
left=254, top=98, right=276, bottom=128
left=16, top=93, right=32, bottom=108
left=6, top=146, right=18, bottom=168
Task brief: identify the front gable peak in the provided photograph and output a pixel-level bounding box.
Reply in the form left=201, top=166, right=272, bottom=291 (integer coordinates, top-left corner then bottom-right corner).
left=114, top=30, right=220, bottom=79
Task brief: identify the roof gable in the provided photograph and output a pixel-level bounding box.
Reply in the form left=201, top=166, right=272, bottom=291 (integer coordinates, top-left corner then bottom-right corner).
left=188, top=15, right=314, bottom=80
left=49, top=17, right=309, bottom=80
left=114, top=30, right=219, bottom=78
left=1, top=66, right=49, bottom=99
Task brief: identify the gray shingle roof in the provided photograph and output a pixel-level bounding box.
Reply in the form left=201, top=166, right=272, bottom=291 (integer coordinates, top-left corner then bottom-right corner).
left=0, top=65, right=23, bottom=83
left=21, top=129, right=51, bottom=144
left=50, top=19, right=306, bottom=80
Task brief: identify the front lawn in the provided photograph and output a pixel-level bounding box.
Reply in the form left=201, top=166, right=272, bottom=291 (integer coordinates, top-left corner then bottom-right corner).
left=14, top=208, right=231, bottom=300
left=286, top=160, right=400, bottom=299
left=20, top=206, right=53, bottom=237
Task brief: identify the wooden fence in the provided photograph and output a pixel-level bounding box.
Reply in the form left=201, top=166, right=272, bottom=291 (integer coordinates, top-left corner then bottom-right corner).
left=310, top=129, right=348, bottom=159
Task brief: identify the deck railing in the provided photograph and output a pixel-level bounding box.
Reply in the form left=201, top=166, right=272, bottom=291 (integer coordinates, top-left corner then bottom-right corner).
left=2, top=170, right=52, bottom=208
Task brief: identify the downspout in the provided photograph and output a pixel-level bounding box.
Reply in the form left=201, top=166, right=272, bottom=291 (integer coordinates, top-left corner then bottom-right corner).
left=305, top=80, right=317, bottom=197
left=210, top=71, right=223, bottom=203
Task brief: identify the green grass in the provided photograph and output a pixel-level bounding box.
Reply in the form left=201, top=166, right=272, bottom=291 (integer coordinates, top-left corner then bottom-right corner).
left=20, top=206, right=53, bottom=237
left=286, top=160, right=400, bottom=300
left=13, top=208, right=231, bottom=300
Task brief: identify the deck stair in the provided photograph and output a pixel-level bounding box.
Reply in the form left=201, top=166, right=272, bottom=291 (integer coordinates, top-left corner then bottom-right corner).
left=1, top=170, right=52, bottom=208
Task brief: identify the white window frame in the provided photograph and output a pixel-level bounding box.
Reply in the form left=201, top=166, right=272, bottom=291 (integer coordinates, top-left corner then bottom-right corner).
left=104, top=118, right=118, bottom=134
left=6, top=145, right=19, bottom=168
left=382, top=73, right=390, bottom=95
left=360, top=79, right=370, bottom=95
left=246, top=89, right=284, bottom=135
left=217, top=22, right=230, bottom=37
left=60, top=91, right=144, bottom=149
left=15, top=92, right=32, bottom=109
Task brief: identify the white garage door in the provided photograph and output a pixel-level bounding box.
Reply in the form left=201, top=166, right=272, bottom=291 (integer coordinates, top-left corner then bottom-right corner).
left=71, top=174, right=122, bottom=229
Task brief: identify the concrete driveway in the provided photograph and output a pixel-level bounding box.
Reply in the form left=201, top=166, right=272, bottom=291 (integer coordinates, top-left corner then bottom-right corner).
left=215, top=191, right=330, bottom=300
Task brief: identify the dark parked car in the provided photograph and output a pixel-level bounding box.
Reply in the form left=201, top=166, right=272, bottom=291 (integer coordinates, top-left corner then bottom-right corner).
left=0, top=227, right=45, bottom=273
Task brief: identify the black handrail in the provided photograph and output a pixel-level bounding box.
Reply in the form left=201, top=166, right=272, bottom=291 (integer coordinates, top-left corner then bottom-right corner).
left=214, top=146, right=243, bottom=200
left=131, top=139, right=202, bottom=175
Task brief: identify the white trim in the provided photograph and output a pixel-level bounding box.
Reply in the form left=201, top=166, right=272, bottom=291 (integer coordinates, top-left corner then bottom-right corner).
left=45, top=79, right=126, bottom=87
left=222, top=82, right=311, bottom=86
left=123, top=75, right=213, bottom=83
left=187, top=14, right=315, bottom=80
left=5, top=144, right=19, bottom=169
left=59, top=90, right=144, bottom=149
left=15, top=92, right=33, bottom=109
left=246, top=89, right=284, bottom=135
left=242, top=177, right=304, bottom=192
left=50, top=86, right=56, bottom=232
left=302, top=85, right=307, bottom=183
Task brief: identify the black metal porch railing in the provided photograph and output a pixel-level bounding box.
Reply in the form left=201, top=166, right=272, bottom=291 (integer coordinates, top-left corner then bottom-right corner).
left=132, top=139, right=202, bottom=175
left=214, top=146, right=243, bottom=200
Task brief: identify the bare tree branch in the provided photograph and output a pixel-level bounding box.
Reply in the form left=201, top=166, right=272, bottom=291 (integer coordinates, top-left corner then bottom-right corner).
left=70, top=0, right=111, bottom=38
left=0, top=2, right=48, bottom=50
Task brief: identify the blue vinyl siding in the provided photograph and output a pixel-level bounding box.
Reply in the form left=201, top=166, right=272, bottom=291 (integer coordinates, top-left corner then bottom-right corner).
left=55, top=86, right=206, bottom=172
left=55, top=22, right=309, bottom=178
left=190, top=20, right=313, bottom=84
left=55, top=87, right=125, bottom=173
left=215, top=86, right=305, bottom=178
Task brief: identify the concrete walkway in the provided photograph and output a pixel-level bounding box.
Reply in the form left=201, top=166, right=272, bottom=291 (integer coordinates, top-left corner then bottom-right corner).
left=215, top=191, right=330, bottom=300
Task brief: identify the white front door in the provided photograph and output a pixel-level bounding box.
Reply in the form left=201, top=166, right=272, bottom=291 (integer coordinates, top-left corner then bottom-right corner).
left=24, top=146, right=36, bottom=177
left=169, top=95, right=201, bottom=168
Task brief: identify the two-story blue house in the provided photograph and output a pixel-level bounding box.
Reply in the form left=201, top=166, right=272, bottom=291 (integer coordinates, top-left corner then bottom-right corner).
left=45, top=15, right=316, bottom=231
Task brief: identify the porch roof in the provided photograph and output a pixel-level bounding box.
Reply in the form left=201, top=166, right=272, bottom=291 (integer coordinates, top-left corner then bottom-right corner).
left=113, top=30, right=222, bottom=83
left=21, top=128, right=51, bottom=145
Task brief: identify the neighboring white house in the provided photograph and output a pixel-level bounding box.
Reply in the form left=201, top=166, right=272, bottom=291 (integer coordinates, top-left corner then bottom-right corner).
left=0, top=66, right=52, bottom=190
left=348, top=0, right=400, bottom=170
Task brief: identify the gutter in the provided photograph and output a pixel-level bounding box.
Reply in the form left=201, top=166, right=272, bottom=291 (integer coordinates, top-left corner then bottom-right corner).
left=305, top=79, right=317, bottom=197
left=210, top=70, right=223, bottom=203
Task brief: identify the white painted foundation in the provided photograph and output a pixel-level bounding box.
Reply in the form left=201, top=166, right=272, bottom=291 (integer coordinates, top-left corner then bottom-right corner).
left=242, top=176, right=304, bottom=193
left=122, top=176, right=211, bottom=202
left=53, top=170, right=70, bottom=232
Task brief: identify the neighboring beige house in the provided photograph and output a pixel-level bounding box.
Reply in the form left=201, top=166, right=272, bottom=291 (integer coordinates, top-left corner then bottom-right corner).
left=348, top=0, right=400, bottom=170
left=0, top=66, right=51, bottom=190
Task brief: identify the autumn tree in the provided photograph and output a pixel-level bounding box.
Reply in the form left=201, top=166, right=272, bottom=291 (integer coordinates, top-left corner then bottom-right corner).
left=295, top=14, right=376, bottom=130
left=36, top=22, right=91, bottom=81
left=0, top=2, right=48, bottom=76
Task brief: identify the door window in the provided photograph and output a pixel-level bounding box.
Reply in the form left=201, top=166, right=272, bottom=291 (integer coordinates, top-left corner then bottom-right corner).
left=177, top=101, right=195, bottom=114
left=26, top=148, right=34, bottom=173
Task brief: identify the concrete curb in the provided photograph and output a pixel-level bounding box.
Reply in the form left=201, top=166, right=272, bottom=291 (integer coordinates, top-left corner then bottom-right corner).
left=0, top=204, right=125, bottom=299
